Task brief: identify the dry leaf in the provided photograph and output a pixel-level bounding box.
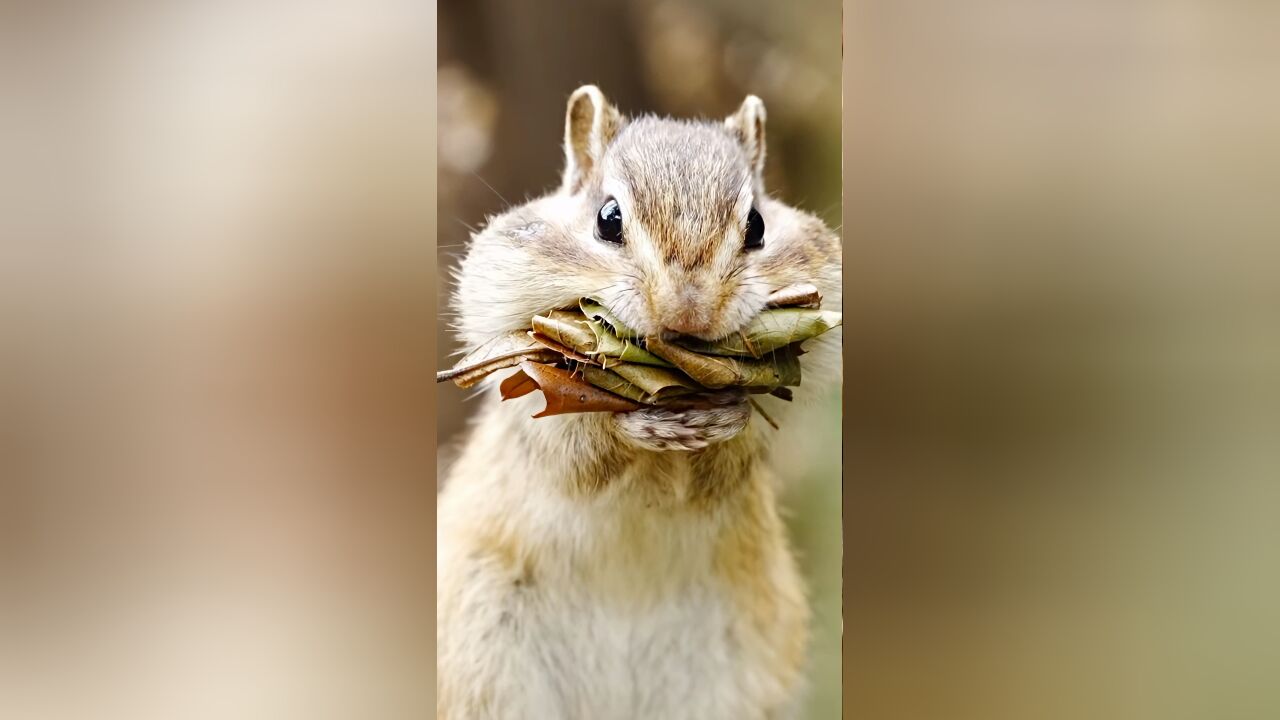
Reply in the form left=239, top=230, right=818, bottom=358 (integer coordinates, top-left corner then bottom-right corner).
left=529, top=331, right=599, bottom=365
left=580, top=297, right=639, bottom=338
left=519, top=361, right=643, bottom=417
left=437, top=330, right=560, bottom=388
left=531, top=311, right=598, bottom=354
left=767, top=283, right=823, bottom=308
left=580, top=366, right=652, bottom=404
left=441, top=287, right=827, bottom=421
left=610, top=364, right=698, bottom=399
left=499, top=368, right=538, bottom=399
left=581, top=364, right=699, bottom=404
left=674, top=308, right=842, bottom=358
left=645, top=337, right=802, bottom=390
left=586, top=319, right=672, bottom=367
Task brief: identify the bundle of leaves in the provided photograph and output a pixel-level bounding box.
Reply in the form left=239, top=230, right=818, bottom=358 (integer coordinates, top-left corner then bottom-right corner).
left=436, top=284, right=840, bottom=423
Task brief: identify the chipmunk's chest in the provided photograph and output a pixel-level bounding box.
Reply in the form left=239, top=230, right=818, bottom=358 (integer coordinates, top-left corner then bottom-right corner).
left=437, top=466, right=805, bottom=719
left=526, top=579, right=779, bottom=720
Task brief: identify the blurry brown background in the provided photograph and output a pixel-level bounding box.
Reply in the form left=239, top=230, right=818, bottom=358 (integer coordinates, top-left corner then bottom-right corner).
left=844, top=2, right=1280, bottom=719
left=436, top=1, right=844, bottom=717
left=2, top=2, right=435, bottom=719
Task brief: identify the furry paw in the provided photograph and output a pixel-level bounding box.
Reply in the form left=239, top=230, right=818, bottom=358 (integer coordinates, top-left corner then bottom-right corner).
left=613, top=392, right=751, bottom=452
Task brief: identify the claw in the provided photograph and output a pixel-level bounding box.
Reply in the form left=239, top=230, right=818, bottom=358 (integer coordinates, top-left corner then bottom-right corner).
left=614, top=393, right=751, bottom=452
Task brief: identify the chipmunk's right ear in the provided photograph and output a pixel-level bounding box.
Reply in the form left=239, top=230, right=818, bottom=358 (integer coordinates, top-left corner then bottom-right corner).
left=562, top=85, right=622, bottom=194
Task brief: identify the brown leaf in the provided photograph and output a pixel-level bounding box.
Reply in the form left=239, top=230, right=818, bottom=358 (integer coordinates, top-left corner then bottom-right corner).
left=767, top=283, right=823, bottom=308
left=437, top=330, right=559, bottom=388
left=519, top=361, right=643, bottom=417
left=499, top=368, right=538, bottom=399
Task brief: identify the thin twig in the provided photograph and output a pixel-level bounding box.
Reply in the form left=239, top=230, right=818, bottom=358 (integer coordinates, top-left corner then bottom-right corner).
left=748, top=397, right=779, bottom=430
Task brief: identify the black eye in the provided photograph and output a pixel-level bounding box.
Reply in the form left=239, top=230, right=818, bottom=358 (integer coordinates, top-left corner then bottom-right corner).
left=744, top=206, right=765, bottom=250
left=595, top=198, right=624, bottom=244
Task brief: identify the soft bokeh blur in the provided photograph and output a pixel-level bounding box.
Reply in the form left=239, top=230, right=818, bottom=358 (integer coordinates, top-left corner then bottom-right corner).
left=1, top=2, right=435, bottom=719
left=844, top=2, right=1280, bottom=718
left=435, top=0, right=843, bottom=716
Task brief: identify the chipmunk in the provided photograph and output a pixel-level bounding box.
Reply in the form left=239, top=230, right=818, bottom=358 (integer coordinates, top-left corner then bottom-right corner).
left=437, top=86, right=841, bottom=720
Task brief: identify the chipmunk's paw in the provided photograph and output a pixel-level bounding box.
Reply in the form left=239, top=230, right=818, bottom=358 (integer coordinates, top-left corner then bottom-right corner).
left=613, top=392, right=750, bottom=452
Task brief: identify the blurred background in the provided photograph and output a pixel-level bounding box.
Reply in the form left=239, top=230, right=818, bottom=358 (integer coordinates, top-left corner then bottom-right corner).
left=1, top=2, right=435, bottom=719
left=436, top=0, right=843, bottom=717
left=843, top=2, right=1280, bottom=719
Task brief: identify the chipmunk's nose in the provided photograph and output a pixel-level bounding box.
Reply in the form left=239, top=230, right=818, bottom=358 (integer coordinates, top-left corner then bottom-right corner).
left=664, top=312, right=711, bottom=336
left=654, top=283, right=715, bottom=336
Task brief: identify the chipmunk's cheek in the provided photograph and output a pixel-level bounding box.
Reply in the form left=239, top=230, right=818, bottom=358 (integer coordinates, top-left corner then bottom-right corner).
left=613, top=392, right=750, bottom=453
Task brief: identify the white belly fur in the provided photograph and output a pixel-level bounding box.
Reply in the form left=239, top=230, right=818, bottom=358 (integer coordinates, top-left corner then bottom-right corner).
left=437, top=464, right=806, bottom=720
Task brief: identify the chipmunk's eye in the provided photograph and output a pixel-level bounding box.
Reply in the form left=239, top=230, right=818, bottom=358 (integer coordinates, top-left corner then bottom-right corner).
left=744, top=206, right=765, bottom=250
left=595, top=198, right=624, bottom=244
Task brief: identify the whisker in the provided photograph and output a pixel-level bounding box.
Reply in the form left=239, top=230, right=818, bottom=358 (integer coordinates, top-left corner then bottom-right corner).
left=470, top=172, right=510, bottom=206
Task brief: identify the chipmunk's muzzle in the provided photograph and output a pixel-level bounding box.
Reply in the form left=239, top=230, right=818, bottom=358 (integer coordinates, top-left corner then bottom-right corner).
left=647, top=274, right=732, bottom=340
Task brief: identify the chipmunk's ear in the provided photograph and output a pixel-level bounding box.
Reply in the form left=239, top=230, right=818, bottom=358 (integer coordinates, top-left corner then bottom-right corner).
left=562, top=85, right=623, bottom=194
left=726, top=95, right=767, bottom=186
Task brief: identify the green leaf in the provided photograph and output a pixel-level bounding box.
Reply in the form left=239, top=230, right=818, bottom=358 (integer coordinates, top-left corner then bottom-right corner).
left=674, top=308, right=841, bottom=358
left=531, top=310, right=597, bottom=355
left=580, top=297, right=639, bottom=338
left=579, top=366, right=652, bottom=404
left=610, top=363, right=698, bottom=399
left=645, top=337, right=802, bottom=390
left=585, top=319, right=672, bottom=367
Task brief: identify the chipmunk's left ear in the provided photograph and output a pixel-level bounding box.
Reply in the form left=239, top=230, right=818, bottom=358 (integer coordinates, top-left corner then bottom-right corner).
left=562, top=85, right=623, bottom=194
left=726, top=95, right=767, bottom=186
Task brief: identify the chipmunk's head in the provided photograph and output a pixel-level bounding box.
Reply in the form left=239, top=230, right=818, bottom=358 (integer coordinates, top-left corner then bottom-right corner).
left=455, top=86, right=837, bottom=351
left=452, top=86, right=841, bottom=451
left=557, top=86, right=772, bottom=340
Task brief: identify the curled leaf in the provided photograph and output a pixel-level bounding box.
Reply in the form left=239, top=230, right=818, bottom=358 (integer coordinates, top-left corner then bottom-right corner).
left=580, top=297, right=639, bottom=338
left=518, top=361, right=643, bottom=417
left=529, top=331, right=599, bottom=365
left=586, top=319, right=672, bottom=367
left=499, top=368, right=538, bottom=399
left=531, top=310, right=598, bottom=355
left=645, top=337, right=802, bottom=390
left=610, top=364, right=698, bottom=400
left=674, top=308, right=842, bottom=358
left=580, top=366, right=652, bottom=404
left=437, top=330, right=559, bottom=388
left=767, top=283, right=823, bottom=309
